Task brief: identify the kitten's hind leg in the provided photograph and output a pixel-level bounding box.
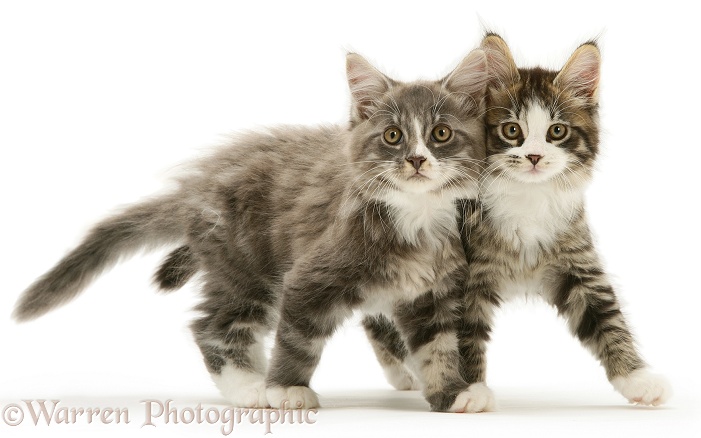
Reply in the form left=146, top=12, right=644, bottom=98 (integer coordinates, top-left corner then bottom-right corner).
left=192, top=277, right=276, bottom=408
left=362, top=314, right=420, bottom=390
left=198, top=335, right=269, bottom=408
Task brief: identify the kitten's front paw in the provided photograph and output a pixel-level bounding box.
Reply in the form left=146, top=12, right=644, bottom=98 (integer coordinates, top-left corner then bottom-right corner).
left=449, top=382, right=495, bottom=413
left=383, top=364, right=421, bottom=391
left=266, top=386, right=320, bottom=409
left=611, top=368, right=671, bottom=406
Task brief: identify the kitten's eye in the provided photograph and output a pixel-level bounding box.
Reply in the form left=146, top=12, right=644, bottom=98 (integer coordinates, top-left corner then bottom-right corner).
left=501, top=123, right=521, bottom=140
left=548, top=124, right=568, bottom=140
left=383, top=127, right=403, bottom=145
left=431, top=124, right=452, bottom=143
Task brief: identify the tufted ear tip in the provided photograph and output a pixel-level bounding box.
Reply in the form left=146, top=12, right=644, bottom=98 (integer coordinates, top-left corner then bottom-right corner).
left=480, top=33, right=520, bottom=86
left=554, top=43, right=601, bottom=103
left=481, top=32, right=507, bottom=48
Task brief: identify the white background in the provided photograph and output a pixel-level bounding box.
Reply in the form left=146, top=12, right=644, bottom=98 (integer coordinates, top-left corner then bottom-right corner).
left=1, top=1, right=699, bottom=437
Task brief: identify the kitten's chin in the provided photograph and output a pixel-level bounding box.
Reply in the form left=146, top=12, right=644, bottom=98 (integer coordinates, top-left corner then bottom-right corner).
left=509, top=165, right=565, bottom=184
left=512, top=171, right=557, bottom=184
left=398, top=175, right=442, bottom=194
left=507, top=168, right=591, bottom=190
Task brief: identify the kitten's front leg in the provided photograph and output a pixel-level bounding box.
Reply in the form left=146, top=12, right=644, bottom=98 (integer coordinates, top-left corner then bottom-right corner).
left=393, top=290, right=494, bottom=413
left=550, top=261, right=671, bottom=406
left=456, top=278, right=498, bottom=403
left=265, top=262, right=356, bottom=409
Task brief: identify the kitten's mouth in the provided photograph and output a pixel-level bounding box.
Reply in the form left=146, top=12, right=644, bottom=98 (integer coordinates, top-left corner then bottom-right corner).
left=512, top=164, right=559, bottom=184
left=409, top=171, right=428, bottom=179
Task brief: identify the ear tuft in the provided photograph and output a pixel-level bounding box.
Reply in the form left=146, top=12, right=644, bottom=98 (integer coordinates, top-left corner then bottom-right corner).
left=346, top=53, right=392, bottom=123
left=554, top=43, right=601, bottom=103
left=481, top=33, right=520, bottom=87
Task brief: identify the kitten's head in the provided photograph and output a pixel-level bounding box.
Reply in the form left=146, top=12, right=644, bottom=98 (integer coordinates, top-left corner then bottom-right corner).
left=345, top=50, right=488, bottom=199
left=481, top=34, right=600, bottom=188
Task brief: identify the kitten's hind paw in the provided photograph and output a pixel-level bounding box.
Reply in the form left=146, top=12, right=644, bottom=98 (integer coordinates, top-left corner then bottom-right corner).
left=384, top=363, right=421, bottom=391
left=267, top=386, right=320, bottom=409
left=212, top=366, right=269, bottom=408
left=231, top=380, right=269, bottom=408
left=449, top=382, right=495, bottom=413
left=611, top=368, right=671, bottom=406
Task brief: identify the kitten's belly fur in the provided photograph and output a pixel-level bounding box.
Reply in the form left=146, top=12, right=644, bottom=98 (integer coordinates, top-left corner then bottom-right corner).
left=491, top=231, right=559, bottom=302
left=493, top=229, right=552, bottom=301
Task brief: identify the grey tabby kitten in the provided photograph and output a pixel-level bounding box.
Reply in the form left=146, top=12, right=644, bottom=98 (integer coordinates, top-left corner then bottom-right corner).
left=14, top=50, right=490, bottom=412
left=364, top=34, right=671, bottom=409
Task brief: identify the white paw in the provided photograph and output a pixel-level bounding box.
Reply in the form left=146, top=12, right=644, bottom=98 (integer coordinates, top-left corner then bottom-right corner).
left=611, top=368, right=671, bottom=406
left=449, top=382, right=495, bottom=413
left=266, top=386, right=320, bottom=409
left=211, top=365, right=269, bottom=408
left=383, top=363, right=421, bottom=391
left=231, top=380, right=269, bottom=408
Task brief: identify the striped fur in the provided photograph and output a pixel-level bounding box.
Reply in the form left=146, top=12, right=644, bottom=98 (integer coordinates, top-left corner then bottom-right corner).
left=463, top=34, right=668, bottom=406
left=14, top=51, right=490, bottom=412
left=364, top=34, right=670, bottom=408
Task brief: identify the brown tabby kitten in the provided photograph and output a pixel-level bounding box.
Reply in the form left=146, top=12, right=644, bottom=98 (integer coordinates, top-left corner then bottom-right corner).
left=14, top=50, right=489, bottom=412
left=364, top=34, right=671, bottom=409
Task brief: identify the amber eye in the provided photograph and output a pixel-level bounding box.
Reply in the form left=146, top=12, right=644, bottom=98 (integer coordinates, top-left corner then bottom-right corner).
left=548, top=123, right=568, bottom=140
left=501, top=123, right=521, bottom=140
left=383, top=127, right=403, bottom=145
left=432, top=124, right=452, bottom=143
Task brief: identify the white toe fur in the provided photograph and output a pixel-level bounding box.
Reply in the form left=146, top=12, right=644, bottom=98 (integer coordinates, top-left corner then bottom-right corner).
left=383, top=363, right=421, bottom=391
left=266, top=386, right=320, bottom=409
left=611, top=368, right=671, bottom=406
left=449, top=382, right=495, bottom=413
left=212, top=365, right=269, bottom=408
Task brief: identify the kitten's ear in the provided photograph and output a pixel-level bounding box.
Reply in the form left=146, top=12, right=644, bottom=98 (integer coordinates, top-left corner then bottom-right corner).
left=442, top=48, right=488, bottom=102
left=554, top=43, right=601, bottom=103
left=346, top=53, right=393, bottom=123
left=481, top=33, right=520, bottom=87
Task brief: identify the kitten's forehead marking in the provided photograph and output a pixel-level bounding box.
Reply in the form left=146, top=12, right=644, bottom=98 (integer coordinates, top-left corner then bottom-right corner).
left=413, top=118, right=430, bottom=157
left=523, top=102, right=551, bottom=137
left=521, top=102, right=551, bottom=155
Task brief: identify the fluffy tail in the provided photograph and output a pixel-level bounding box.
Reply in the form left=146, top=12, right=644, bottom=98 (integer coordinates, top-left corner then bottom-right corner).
left=13, top=194, right=187, bottom=322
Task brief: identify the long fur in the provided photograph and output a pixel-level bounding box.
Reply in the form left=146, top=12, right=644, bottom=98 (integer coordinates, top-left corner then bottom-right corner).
left=363, top=34, right=670, bottom=408
left=14, top=194, right=187, bottom=321
left=14, top=50, right=493, bottom=412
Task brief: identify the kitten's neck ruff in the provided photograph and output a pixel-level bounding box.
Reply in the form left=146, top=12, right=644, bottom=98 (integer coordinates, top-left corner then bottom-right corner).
left=376, top=188, right=468, bottom=248
left=482, top=176, right=586, bottom=258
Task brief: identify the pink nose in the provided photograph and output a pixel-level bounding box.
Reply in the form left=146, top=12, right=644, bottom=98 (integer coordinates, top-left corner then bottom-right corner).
left=527, top=154, right=542, bottom=165
left=407, top=156, right=426, bottom=170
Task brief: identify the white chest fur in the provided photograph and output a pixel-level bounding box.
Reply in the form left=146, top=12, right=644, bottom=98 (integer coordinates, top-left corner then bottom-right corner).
left=483, top=178, right=583, bottom=268
left=381, top=190, right=459, bottom=247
